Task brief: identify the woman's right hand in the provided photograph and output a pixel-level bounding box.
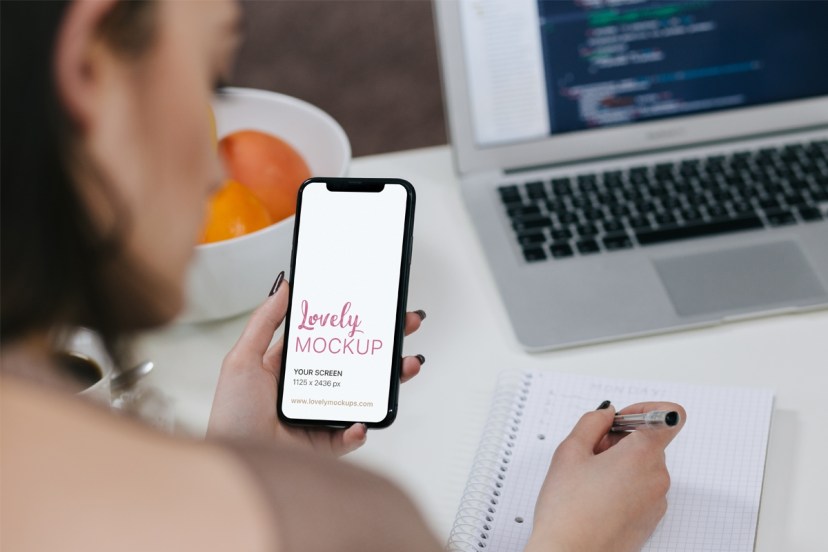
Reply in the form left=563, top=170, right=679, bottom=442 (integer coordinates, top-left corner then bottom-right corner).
left=526, top=401, right=686, bottom=552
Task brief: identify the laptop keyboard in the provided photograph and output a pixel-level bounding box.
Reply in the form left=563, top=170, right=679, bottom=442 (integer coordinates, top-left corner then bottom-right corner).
left=499, top=140, right=828, bottom=262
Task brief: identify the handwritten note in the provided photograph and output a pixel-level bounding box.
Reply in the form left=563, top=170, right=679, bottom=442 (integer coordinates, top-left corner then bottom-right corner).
left=449, top=370, right=774, bottom=552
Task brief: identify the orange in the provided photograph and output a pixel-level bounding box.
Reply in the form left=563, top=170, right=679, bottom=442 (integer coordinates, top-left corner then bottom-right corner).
left=218, top=130, right=311, bottom=222
left=201, top=180, right=273, bottom=244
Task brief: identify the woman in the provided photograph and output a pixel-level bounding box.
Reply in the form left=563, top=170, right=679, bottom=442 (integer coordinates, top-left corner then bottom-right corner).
left=0, top=1, right=685, bottom=551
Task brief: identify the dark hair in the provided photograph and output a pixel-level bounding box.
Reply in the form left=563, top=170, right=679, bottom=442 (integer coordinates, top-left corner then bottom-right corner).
left=1, top=1, right=156, bottom=360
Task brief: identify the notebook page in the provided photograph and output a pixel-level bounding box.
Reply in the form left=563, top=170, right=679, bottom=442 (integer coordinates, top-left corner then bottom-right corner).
left=484, top=370, right=773, bottom=552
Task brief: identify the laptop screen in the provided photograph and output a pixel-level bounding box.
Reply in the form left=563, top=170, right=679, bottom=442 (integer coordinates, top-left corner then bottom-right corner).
left=460, top=0, right=828, bottom=147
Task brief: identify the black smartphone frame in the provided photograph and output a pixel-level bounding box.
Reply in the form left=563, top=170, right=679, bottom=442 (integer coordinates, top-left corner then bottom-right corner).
left=276, top=177, right=416, bottom=429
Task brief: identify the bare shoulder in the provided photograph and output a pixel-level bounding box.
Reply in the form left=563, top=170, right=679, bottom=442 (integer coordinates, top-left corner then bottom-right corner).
left=0, top=376, right=276, bottom=552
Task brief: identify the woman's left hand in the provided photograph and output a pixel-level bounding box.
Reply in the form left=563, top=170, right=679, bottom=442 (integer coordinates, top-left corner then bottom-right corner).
left=206, top=279, right=426, bottom=456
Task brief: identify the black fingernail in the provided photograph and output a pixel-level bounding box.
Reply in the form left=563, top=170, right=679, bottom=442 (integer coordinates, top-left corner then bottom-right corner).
left=414, top=309, right=427, bottom=321
left=268, top=271, right=285, bottom=297
left=415, top=354, right=426, bottom=365
left=596, top=400, right=611, bottom=410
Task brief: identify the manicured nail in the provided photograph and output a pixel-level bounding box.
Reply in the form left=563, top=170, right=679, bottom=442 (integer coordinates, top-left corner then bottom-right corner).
left=268, top=271, right=285, bottom=297
left=414, top=309, right=427, bottom=320
left=415, top=354, right=426, bottom=365
left=596, top=400, right=611, bottom=410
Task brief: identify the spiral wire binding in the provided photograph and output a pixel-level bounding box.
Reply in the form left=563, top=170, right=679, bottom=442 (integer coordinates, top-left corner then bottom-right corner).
left=447, top=370, right=533, bottom=551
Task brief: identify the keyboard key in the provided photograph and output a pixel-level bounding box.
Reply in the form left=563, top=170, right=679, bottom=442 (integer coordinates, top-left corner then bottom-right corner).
left=783, top=143, right=806, bottom=157
left=498, top=185, right=520, bottom=203
left=628, top=215, right=651, bottom=230
left=711, top=188, right=732, bottom=202
left=783, top=192, right=807, bottom=206
left=549, top=242, right=574, bottom=258
left=762, top=183, right=783, bottom=196
left=552, top=178, right=572, bottom=195
left=648, top=181, right=669, bottom=196
left=547, top=199, right=567, bottom=213
left=610, top=204, right=631, bottom=217
left=758, top=197, right=781, bottom=211
left=557, top=211, right=578, bottom=224
left=526, top=181, right=547, bottom=200
left=681, top=207, right=701, bottom=222
left=791, top=177, right=811, bottom=191
left=601, top=220, right=623, bottom=233
left=634, top=199, right=656, bottom=214
left=512, top=216, right=552, bottom=232
left=706, top=154, right=725, bottom=166
left=661, top=197, right=682, bottom=210
left=765, top=209, right=796, bottom=226
left=706, top=204, right=728, bottom=218
left=602, top=233, right=633, bottom=251
left=679, top=164, right=700, bottom=177
left=596, top=190, right=617, bottom=204
left=576, top=239, right=601, bottom=254
left=576, top=223, right=598, bottom=236
left=636, top=215, right=764, bottom=246
left=731, top=200, right=755, bottom=215
left=517, top=232, right=546, bottom=247
left=506, top=204, right=541, bottom=217
left=577, top=174, right=597, bottom=190
left=758, top=149, right=779, bottom=162
left=655, top=212, right=677, bottom=225
left=629, top=172, right=649, bottom=186
left=583, top=208, right=605, bottom=222
left=686, top=191, right=709, bottom=205
left=626, top=186, right=645, bottom=199
left=798, top=206, right=824, bottom=221
left=569, top=195, right=592, bottom=210
left=522, top=247, right=547, bottom=262
left=551, top=228, right=573, bottom=240
left=603, top=170, right=623, bottom=181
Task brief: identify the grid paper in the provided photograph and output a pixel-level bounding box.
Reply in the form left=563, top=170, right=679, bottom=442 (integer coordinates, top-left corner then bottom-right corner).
left=460, top=370, right=773, bottom=552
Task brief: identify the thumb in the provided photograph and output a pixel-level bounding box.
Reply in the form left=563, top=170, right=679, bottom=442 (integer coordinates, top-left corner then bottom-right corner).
left=562, top=402, right=616, bottom=456
left=233, top=274, right=289, bottom=359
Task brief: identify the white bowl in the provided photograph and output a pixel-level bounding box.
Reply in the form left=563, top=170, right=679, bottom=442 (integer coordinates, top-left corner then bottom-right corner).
left=178, top=88, right=351, bottom=323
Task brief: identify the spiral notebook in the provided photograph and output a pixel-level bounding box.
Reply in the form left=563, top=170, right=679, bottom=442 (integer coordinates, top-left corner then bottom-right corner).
left=447, top=370, right=774, bottom=551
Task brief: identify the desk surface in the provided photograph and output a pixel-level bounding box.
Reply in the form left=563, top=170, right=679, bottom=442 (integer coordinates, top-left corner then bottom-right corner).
left=136, top=145, right=828, bottom=551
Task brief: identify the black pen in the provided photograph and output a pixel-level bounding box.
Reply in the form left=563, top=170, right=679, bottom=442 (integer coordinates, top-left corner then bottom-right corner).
left=611, top=410, right=680, bottom=432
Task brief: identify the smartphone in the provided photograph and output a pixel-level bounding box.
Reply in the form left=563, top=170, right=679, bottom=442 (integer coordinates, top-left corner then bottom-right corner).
left=277, top=177, right=416, bottom=428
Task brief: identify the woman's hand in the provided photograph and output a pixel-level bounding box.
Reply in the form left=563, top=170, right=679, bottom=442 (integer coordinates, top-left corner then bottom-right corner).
left=206, top=277, right=426, bottom=456
left=526, top=401, right=686, bottom=552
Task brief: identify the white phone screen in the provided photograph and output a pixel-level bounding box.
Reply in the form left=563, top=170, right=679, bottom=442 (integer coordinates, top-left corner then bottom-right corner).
left=282, top=181, right=409, bottom=423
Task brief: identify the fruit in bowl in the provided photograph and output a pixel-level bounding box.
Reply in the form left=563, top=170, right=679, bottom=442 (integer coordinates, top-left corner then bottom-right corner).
left=200, top=128, right=311, bottom=244
left=219, top=130, right=311, bottom=223
left=179, top=88, right=350, bottom=323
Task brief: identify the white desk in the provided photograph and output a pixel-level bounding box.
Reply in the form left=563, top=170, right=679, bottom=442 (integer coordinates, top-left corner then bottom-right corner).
left=136, top=145, right=828, bottom=551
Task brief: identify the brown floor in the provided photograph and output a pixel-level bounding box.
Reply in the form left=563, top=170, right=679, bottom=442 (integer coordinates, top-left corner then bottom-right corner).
left=232, top=0, right=448, bottom=157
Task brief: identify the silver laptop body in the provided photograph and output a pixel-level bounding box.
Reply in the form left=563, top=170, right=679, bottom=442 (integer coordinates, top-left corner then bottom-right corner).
left=434, top=0, right=828, bottom=351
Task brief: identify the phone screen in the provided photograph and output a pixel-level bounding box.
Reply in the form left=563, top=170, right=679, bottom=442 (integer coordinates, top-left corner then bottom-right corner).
left=279, top=179, right=413, bottom=426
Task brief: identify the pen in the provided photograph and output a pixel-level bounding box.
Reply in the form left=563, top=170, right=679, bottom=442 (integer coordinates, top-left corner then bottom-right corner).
left=611, top=410, right=680, bottom=432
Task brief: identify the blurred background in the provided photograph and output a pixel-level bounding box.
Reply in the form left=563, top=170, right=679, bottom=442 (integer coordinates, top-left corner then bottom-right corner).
left=232, top=0, right=448, bottom=157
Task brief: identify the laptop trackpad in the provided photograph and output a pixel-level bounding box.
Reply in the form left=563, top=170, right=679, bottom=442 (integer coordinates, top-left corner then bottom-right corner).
left=653, top=241, right=827, bottom=317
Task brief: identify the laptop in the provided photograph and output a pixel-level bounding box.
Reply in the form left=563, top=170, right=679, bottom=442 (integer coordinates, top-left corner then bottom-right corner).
left=434, top=0, right=828, bottom=351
